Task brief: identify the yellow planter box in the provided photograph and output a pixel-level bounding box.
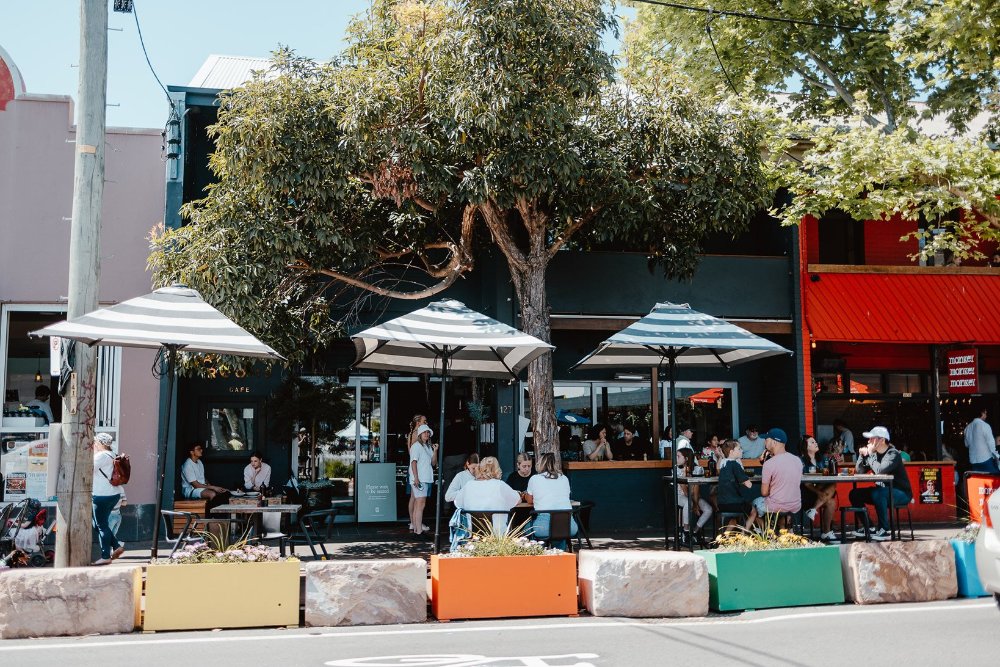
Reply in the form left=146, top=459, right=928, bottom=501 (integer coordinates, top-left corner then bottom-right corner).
left=144, top=561, right=300, bottom=631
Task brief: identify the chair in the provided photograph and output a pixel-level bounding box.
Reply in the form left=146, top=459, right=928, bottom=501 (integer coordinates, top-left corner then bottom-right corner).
left=839, top=506, right=872, bottom=543
left=530, top=509, right=575, bottom=553
left=894, top=501, right=915, bottom=541
left=572, top=502, right=595, bottom=549
left=284, top=508, right=340, bottom=559
left=159, top=510, right=233, bottom=557
left=717, top=511, right=747, bottom=536
left=464, top=510, right=515, bottom=536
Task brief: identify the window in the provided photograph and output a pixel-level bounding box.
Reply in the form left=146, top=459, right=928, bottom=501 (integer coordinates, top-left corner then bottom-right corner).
left=849, top=373, right=883, bottom=394
left=887, top=373, right=924, bottom=395
left=205, top=404, right=256, bottom=454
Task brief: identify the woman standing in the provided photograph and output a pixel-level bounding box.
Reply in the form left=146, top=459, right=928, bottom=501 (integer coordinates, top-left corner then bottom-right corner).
left=92, top=433, right=125, bottom=565
left=525, top=453, right=577, bottom=551
left=406, top=414, right=428, bottom=531
left=409, top=423, right=436, bottom=536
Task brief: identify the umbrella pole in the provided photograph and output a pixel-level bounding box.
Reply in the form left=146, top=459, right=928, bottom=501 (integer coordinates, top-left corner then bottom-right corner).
left=668, top=353, right=680, bottom=551
left=149, top=347, right=176, bottom=560
left=432, top=357, right=448, bottom=554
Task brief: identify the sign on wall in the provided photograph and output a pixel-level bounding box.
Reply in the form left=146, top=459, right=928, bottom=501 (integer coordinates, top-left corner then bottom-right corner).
left=918, top=466, right=942, bottom=504
left=946, top=348, right=978, bottom=394
left=966, top=473, right=999, bottom=525
left=357, top=462, right=397, bottom=523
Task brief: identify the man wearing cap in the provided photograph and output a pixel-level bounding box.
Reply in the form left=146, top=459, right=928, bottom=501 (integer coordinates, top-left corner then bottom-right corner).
left=737, top=424, right=763, bottom=459
left=749, top=428, right=802, bottom=527
left=849, top=426, right=912, bottom=541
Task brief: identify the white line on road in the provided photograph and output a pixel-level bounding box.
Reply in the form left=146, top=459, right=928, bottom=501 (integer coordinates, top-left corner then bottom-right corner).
left=0, top=600, right=992, bottom=653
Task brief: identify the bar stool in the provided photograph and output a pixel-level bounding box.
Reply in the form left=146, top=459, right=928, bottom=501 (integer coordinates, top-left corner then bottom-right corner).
left=894, top=502, right=915, bottom=541
left=717, top=511, right=747, bottom=533
left=839, top=506, right=872, bottom=543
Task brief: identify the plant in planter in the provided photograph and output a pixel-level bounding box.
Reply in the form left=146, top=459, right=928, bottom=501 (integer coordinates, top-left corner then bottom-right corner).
left=145, top=528, right=301, bottom=631
left=951, top=521, right=987, bottom=598
left=698, top=521, right=845, bottom=612
left=431, top=521, right=577, bottom=621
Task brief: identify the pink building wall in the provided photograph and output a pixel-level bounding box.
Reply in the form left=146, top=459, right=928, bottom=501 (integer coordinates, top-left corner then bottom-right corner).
left=1, top=62, right=166, bottom=505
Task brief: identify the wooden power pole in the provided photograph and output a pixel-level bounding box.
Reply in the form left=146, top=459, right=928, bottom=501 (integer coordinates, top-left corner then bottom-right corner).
left=56, top=0, right=108, bottom=568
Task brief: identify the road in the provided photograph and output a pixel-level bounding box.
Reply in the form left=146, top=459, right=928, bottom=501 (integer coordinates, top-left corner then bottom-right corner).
left=0, top=599, right=995, bottom=666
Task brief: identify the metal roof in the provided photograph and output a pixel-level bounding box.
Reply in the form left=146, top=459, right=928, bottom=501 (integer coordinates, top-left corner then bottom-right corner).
left=188, top=55, right=271, bottom=90
left=805, top=272, right=1000, bottom=344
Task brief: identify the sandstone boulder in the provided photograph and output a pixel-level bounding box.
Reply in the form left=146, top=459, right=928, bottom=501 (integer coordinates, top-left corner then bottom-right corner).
left=305, top=559, right=426, bottom=626
left=578, top=550, right=708, bottom=617
left=840, top=540, right=957, bottom=604
left=0, top=566, right=141, bottom=639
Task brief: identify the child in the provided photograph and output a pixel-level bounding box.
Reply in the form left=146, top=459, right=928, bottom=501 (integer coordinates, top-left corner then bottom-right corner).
left=676, top=447, right=712, bottom=546
left=717, top=440, right=759, bottom=528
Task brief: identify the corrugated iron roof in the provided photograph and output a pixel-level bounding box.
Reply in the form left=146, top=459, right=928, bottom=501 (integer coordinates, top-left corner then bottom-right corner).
left=805, top=272, right=1000, bottom=344
left=188, top=55, right=271, bottom=90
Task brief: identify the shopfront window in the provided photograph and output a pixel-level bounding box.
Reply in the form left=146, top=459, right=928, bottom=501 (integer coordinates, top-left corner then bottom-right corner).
left=206, top=405, right=256, bottom=453
left=671, top=386, right=737, bottom=442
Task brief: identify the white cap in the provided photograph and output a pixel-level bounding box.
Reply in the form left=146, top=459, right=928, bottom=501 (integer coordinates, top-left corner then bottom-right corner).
left=415, top=424, right=434, bottom=438
left=862, top=426, right=890, bottom=440
left=95, top=432, right=114, bottom=445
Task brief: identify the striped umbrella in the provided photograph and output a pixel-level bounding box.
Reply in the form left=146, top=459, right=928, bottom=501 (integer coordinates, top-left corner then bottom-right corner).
left=352, top=299, right=553, bottom=551
left=572, top=302, right=791, bottom=549
left=32, top=285, right=283, bottom=559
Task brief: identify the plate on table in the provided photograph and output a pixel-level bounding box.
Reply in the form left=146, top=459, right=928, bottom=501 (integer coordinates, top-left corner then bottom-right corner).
left=231, top=490, right=244, bottom=497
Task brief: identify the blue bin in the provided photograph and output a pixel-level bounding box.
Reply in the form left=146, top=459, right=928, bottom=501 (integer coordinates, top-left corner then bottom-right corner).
left=951, top=539, right=988, bottom=598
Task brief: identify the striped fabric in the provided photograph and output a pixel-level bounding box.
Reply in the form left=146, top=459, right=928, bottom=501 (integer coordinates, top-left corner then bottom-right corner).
left=32, top=285, right=282, bottom=359
left=352, top=299, right=553, bottom=379
left=574, top=302, right=791, bottom=369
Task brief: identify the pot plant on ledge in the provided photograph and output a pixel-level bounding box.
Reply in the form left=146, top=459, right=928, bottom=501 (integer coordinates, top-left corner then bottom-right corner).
left=697, top=521, right=845, bottom=612
left=951, top=522, right=988, bottom=598
left=144, top=529, right=300, bottom=631
left=431, top=522, right=577, bottom=621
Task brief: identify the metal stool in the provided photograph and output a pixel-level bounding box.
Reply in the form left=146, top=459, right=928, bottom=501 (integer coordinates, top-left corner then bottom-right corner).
left=894, top=503, right=915, bottom=541
left=840, top=506, right=872, bottom=543
left=717, top=512, right=747, bottom=535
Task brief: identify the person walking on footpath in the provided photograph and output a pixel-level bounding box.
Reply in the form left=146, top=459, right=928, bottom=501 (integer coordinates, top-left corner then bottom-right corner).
left=964, top=403, right=1000, bottom=474
left=92, top=433, right=125, bottom=565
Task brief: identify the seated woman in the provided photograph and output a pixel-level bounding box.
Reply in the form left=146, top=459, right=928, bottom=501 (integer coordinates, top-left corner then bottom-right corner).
left=453, top=456, right=521, bottom=536
left=582, top=423, right=614, bottom=461
left=800, top=434, right=839, bottom=543
left=716, top=440, right=759, bottom=528
left=525, top=452, right=577, bottom=551
left=505, top=452, right=535, bottom=496
left=445, top=453, right=480, bottom=502
left=676, top=447, right=713, bottom=547
left=243, top=453, right=272, bottom=492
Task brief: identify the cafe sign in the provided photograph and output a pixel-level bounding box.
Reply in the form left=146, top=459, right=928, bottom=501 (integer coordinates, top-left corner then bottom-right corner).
left=946, top=348, right=978, bottom=394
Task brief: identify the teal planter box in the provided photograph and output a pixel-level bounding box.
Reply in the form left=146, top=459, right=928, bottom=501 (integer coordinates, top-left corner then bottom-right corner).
left=951, top=539, right=988, bottom=598
left=697, top=546, right=845, bottom=611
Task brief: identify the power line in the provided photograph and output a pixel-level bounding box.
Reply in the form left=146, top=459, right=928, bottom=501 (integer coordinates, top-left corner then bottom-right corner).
left=629, top=0, right=890, bottom=34
left=129, top=1, right=173, bottom=108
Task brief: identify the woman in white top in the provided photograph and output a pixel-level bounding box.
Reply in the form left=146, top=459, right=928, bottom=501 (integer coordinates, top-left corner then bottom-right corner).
left=92, top=433, right=125, bottom=565
left=525, top=452, right=577, bottom=550
left=243, top=453, right=272, bottom=491
left=409, top=423, right=436, bottom=536
left=453, top=456, right=520, bottom=535
left=406, top=414, right=428, bottom=531
left=445, top=453, right=480, bottom=502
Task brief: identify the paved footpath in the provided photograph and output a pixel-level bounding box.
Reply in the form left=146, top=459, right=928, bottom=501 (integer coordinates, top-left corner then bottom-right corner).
left=0, top=598, right=995, bottom=666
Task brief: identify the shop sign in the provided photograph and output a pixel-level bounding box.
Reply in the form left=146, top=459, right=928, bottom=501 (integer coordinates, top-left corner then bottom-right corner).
left=918, top=467, right=942, bottom=504
left=946, top=348, right=978, bottom=394
left=357, top=462, right=397, bottom=522
left=966, top=473, right=999, bottom=525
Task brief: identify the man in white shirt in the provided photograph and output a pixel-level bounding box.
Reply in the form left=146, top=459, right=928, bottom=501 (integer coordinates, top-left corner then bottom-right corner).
left=737, top=425, right=763, bottom=459
left=27, top=385, right=54, bottom=424
left=180, top=444, right=227, bottom=501
left=675, top=426, right=693, bottom=452
left=965, top=405, right=1000, bottom=473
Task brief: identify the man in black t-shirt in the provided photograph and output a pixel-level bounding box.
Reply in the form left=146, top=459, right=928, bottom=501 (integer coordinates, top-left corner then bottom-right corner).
left=617, top=425, right=653, bottom=461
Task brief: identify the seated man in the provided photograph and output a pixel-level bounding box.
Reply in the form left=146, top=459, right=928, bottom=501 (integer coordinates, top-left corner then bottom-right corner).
left=243, top=453, right=272, bottom=491
left=180, top=444, right=229, bottom=507
left=749, top=428, right=802, bottom=529
left=849, top=426, right=913, bottom=541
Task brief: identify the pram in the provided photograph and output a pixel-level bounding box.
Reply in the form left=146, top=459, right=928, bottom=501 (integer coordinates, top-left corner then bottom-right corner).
left=0, top=499, right=55, bottom=569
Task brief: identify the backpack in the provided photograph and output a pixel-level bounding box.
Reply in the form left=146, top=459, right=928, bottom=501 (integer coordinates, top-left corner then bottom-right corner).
left=100, top=452, right=131, bottom=486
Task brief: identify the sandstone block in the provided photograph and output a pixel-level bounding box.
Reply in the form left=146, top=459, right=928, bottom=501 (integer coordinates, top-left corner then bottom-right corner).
left=578, top=550, right=708, bottom=617
left=0, top=566, right=141, bottom=639
left=840, top=540, right=957, bottom=604
left=305, top=559, right=426, bottom=626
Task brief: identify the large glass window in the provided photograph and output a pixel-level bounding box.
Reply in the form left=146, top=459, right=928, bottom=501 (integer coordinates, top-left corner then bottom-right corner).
left=670, top=386, right=737, bottom=443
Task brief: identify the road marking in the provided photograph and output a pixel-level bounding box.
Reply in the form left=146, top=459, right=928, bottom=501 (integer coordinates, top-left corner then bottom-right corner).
left=0, top=600, right=992, bottom=652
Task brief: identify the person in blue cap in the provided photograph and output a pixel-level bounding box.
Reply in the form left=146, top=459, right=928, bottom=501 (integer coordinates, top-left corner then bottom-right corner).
left=748, top=427, right=802, bottom=529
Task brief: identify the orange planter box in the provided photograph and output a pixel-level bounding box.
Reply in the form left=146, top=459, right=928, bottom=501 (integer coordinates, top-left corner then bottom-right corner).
left=431, top=553, right=578, bottom=621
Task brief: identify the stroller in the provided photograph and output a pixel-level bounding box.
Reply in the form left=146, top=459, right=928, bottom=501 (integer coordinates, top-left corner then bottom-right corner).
left=1, top=499, right=55, bottom=569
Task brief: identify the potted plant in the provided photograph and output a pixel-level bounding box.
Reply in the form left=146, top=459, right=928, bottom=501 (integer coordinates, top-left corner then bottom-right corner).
left=431, top=522, right=577, bottom=621
left=697, top=520, right=845, bottom=612
left=144, top=528, right=300, bottom=631
left=951, top=522, right=988, bottom=598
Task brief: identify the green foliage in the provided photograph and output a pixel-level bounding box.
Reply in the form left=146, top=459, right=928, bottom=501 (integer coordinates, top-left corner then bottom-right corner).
left=269, top=376, right=354, bottom=439
left=324, top=459, right=355, bottom=479
left=713, top=515, right=815, bottom=552
left=445, top=517, right=562, bottom=557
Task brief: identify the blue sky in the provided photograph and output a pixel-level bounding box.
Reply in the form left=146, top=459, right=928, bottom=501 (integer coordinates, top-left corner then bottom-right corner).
left=1, top=1, right=633, bottom=130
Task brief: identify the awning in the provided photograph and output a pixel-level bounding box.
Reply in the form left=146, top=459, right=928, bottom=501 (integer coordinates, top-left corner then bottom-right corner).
left=805, top=272, right=1000, bottom=344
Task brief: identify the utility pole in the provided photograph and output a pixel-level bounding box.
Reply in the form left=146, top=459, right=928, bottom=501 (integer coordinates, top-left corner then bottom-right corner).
left=56, top=0, right=108, bottom=568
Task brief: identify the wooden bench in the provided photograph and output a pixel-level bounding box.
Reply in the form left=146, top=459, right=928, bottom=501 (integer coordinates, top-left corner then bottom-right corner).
left=172, top=499, right=207, bottom=533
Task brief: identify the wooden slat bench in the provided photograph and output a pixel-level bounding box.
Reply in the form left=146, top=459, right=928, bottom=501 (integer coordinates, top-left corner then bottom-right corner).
left=171, top=499, right=207, bottom=533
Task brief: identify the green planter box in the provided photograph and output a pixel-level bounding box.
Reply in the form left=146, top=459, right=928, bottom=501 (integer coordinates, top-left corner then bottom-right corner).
left=697, top=546, right=845, bottom=611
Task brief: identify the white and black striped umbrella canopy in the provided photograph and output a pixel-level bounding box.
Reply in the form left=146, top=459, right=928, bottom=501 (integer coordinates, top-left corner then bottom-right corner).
left=573, top=302, right=791, bottom=369
left=352, top=299, right=553, bottom=379
left=31, top=285, right=282, bottom=359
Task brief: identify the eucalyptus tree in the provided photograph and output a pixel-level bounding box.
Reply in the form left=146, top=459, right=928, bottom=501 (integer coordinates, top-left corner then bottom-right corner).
left=150, top=0, right=770, bottom=454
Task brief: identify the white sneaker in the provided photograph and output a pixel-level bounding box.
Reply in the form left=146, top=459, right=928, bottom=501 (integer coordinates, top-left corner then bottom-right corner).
left=805, top=508, right=818, bottom=523
left=820, top=530, right=840, bottom=543
left=870, top=528, right=890, bottom=541
left=850, top=527, right=870, bottom=538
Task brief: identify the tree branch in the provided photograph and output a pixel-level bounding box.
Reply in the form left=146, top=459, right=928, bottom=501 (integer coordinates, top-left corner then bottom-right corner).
left=480, top=200, right=528, bottom=274
left=805, top=50, right=883, bottom=129
left=287, top=259, right=464, bottom=300
left=548, top=207, right=601, bottom=258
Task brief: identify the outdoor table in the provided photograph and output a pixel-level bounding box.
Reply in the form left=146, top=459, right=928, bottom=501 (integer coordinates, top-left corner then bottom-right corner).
left=668, top=473, right=898, bottom=540
left=512, top=500, right=592, bottom=549
left=210, top=503, right=302, bottom=554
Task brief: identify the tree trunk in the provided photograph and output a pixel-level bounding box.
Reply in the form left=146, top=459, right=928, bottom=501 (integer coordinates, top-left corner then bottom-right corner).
left=510, top=256, right=558, bottom=460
